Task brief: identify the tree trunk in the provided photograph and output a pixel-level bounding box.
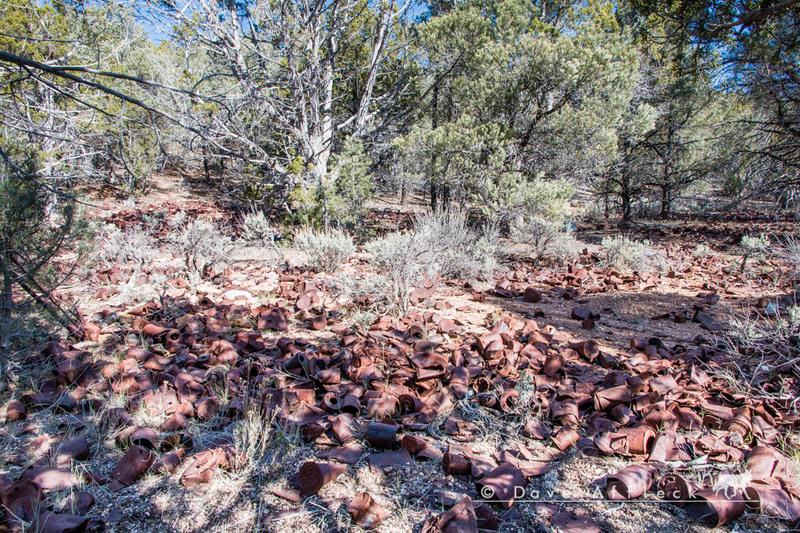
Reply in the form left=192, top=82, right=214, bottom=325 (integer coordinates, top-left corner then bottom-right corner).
left=0, top=251, right=12, bottom=383
left=430, top=83, right=439, bottom=212
left=202, top=146, right=211, bottom=183
left=660, top=182, right=671, bottom=219
left=304, top=21, right=336, bottom=211
left=621, top=196, right=631, bottom=220
left=620, top=174, right=632, bottom=221
left=353, top=10, right=391, bottom=138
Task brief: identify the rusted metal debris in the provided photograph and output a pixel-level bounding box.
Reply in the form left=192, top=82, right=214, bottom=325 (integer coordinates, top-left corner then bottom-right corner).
left=4, top=266, right=799, bottom=531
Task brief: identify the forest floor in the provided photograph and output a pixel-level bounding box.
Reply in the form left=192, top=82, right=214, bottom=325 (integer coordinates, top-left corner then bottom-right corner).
left=1, top=173, right=799, bottom=533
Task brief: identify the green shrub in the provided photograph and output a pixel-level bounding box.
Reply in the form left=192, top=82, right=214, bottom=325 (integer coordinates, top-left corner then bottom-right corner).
left=483, top=174, right=574, bottom=224
left=326, top=137, right=373, bottom=228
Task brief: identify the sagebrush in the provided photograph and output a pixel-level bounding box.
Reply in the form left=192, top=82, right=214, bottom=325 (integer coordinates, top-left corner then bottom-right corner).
left=510, top=215, right=579, bottom=267
left=601, top=234, right=667, bottom=273
left=95, top=223, right=157, bottom=267
left=413, top=210, right=497, bottom=280
left=365, top=231, right=436, bottom=315
left=722, top=303, right=800, bottom=402
left=170, top=218, right=232, bottom=274
left=740, top=233, right=770, bottom=272
left=239, top=209, right=277, bottom=246
left=294, top=227, right=355, bottom=272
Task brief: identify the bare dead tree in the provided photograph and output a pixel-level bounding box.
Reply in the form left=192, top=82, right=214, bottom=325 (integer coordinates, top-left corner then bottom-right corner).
left=146, top=0, right=416, bottom=191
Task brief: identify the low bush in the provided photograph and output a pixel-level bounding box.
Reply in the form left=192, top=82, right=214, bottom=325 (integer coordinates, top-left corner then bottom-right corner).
left=95, top=223, right=157, bottom=268
left=294, top=227, right=355, bottom=272
left=116, top=273, right=169, bottom=306
left=140, top=208, right=169, bottom=234
left=350, top=310, right=376, bottom=329
left=330, top=273, right=387, bottom=308
left=779, top=234, right=800, bottom=276
left=692, top=243, right=712, bottom=258
left=721, top=303, right=800, bottom=400
left=365, top=231, right=435, bottom=315
left=360, top=211, right=499, bottom=315
left=510, top=216, right=579, bottom=267
left=601, top=234, right=667, bottom=273
left=170, top=218, right=232, bottom=274
left=740, top=233, right=770, bottom=272
left=239, top=209, right=277, bottom=246
left=413, top=210, right=497, bottom=280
